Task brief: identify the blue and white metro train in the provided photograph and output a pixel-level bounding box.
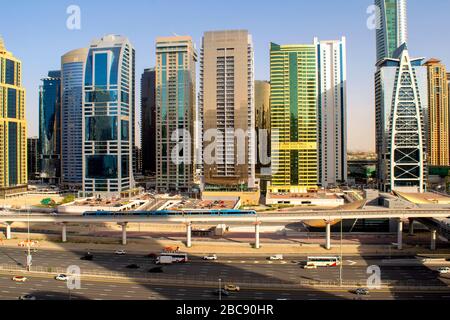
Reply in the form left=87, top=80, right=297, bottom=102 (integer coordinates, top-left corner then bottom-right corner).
left=82, top=209, right=257, bottom=217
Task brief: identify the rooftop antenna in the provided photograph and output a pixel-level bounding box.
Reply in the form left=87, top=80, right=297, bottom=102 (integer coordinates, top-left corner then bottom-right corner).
left=172, top=32, right=180, bottom=37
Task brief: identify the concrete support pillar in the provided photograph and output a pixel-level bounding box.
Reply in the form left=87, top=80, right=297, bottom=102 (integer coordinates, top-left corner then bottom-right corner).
left=409, top=219, right=414, bottom=236
left=397, top=220, right=403, bottom=250
left=431, top=230, right=437, bottom=251
left=6, top=223, right=11, bottom=240
left=62, top=224, right=67, bottom=243
left=186, top=223, right=192, bottom=248
left=325, top=221, right=331, bottom=250
left=255, top=222, right=261, bottom=249
left=121, top=223, right=128, bottom=246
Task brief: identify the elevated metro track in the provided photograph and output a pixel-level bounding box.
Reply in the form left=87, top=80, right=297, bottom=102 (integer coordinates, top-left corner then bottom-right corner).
left=1, top=209, right=449, bottom=224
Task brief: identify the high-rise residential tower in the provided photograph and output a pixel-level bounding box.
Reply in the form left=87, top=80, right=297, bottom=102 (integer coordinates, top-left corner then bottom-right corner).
left=61, top=48, right=88, bottom=189
left=375, top=0, right=408, bottom=62
left=269, top=42, right=318, bottom=193
left=315, top=37, right=348, bottom=187
left=141, top=68, right=156, bottom=176
left=200, top=30, right=256, bottom=190
left=255, top=80, right=271, bottom=175
left=82, top=35, right=135, bottom=198
left=375, top=44, right=428, bottom=193
left=0, top=36, right=27, bottom=196
left=39, top=70, right=61, bottom=185
left=27, top=137, right=39, bottom=181
left=155, top=36, right=197, bottom=192
left=424, top=59, right=449, bottom=166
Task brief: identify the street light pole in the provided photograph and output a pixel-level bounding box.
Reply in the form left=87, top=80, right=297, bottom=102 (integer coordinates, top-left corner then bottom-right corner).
left=219, top=278, right=222, bottom=301
left=339, top=217, right=343, bottom=287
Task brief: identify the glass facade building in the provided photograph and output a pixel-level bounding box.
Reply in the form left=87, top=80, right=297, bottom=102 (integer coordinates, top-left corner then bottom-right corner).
left=82, top=35, right=135, bottom=197
left=269, top=42, right=318, bottom=193
left=0, top=36, right=27, bottom=195
left=155, top=36, right=197, bottom=192
left=375, top=45, right=428, bottom=193
left=141, top=68, right=156, bottom=176
left=39, top=70, right=61, bottom=184
left=61, top=48, right=88, bottom=188
left=375, top=0, right=408, bottom=62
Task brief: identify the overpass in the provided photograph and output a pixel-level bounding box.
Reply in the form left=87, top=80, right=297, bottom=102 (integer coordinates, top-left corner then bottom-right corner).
left=1, top=208, right=450, bottom=250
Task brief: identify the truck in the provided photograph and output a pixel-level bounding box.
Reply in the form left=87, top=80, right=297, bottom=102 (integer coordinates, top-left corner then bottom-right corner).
left=156, top=256, right=174, bottom=265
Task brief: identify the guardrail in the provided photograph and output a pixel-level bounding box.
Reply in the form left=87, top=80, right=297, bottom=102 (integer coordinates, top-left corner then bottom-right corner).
left=1, top=264, right=449, bottom=291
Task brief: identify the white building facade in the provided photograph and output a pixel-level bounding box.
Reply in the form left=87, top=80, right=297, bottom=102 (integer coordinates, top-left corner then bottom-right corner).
left=315, top=37, right=348, bottom=187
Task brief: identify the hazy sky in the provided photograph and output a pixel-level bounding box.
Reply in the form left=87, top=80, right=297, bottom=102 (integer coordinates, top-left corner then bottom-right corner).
left=1, top=0, right=449, bottom=152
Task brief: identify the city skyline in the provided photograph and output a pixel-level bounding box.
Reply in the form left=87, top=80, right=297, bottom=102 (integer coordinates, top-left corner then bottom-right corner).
left=1, top=0, right=449, bottom=152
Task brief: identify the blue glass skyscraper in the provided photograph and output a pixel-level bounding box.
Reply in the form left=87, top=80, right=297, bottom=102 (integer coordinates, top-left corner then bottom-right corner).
left=61, top=48, right=88, bottom=189
left=39, top=70, right=61, bottom=184
left=82, top=35, right=135, bottom=197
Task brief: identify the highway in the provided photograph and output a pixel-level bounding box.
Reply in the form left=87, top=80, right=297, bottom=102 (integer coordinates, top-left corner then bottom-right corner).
left=1, top=247, right=450, bottom=300
left=1, top=274, right=450, bottom=301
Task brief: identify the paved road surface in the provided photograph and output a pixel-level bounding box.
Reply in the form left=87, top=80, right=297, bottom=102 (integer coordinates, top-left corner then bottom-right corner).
left=1, top=274, right=450, bottom=300
left=1, top=248, right=449, bottom=288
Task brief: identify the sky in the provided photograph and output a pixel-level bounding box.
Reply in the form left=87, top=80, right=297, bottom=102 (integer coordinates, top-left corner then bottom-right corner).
left=1, top=0, right=449, bottom=152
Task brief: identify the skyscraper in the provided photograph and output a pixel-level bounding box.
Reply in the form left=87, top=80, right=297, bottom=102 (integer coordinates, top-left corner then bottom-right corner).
left=27, top=137, right=39, bottom=181
left=0, top=36, right=27, bottom=196
left=375, top=0, right=428, bottom=193
left=424, top=59, right=449, bottom=166
left=255, top=80, right=271, bottom=174
left=61, top=48, right=88, bottom=189
left=375, top=44, right=428, bottom=193
left=200, top=30, right=256, bottom=190
left=141, top=68, right=156, bottom=176
left=315, top=37, right=348, bottom=187
left=82, top=35, right=135, bottom=198
left=155, top=36, right=197, bottom=192
left=39, top=70, right=61, bottom=185
left=269, top=42, right=318, bottom=193
left=375, top=0, right=408, bottom=62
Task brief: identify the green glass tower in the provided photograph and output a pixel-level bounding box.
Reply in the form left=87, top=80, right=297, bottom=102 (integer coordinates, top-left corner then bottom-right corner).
left=269, top=43, right=318, bottom=193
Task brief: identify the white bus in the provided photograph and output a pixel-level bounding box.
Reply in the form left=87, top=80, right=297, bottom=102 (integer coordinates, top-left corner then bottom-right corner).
left=305, top=256, right=341, bottom=268
left=160, top=252, right=188, bottom=263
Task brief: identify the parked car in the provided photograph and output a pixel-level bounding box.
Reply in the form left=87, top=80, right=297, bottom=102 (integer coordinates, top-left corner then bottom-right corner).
left=115, top=250, right=126, bottom=256
left=19, top=295, right=36, bottom=300
left=224, top=284, right=240, bottom=292
left=12, top=276, right=27, bottom=283
left=203, top=255, right=218, bottom=261
left=55, top=274, right=69, bottom=281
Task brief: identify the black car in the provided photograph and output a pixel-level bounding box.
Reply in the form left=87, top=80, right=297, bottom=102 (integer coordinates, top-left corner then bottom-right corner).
left=149, top=267, right=164, bottom=273
left=81, top=253, right=93, bottom=261
left=126, top=264, right=140, bottom=269
left=213, top=289, right=230, bottom=297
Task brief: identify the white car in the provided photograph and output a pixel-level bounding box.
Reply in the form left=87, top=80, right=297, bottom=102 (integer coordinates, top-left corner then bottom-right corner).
left=55, top=274, right=69, bottom=281
left=203, top=255, right=218, bottom=261
left=269, top=255, right=284, bottom=261
left=19, top=295, right=36, bottom=301
left=303, top=264, right=318, bottom=270
left=438, top=267, right=450, bottom=274
left=115, top=250, right=126, bottom=255
left=12, top=276, right=27, bottom=283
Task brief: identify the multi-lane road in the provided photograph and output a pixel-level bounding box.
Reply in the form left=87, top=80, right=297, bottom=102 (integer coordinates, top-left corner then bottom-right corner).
left=1, top=247, right=450, bottom=300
